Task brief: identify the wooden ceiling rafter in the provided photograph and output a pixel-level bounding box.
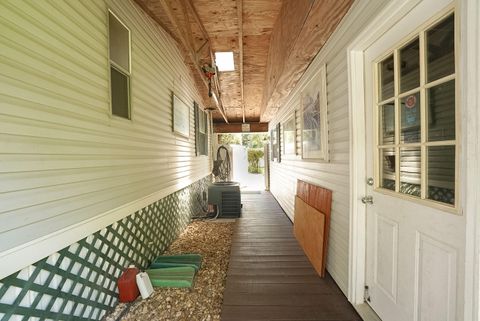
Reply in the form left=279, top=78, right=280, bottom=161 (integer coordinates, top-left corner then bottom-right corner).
left=136, top=0, right=229, bottom=123
left=179, top=0, right=197, bottom=60
left=184, top=0, right=210, bottom=42
left=184, top=0, right=231, bottom=124
left=184, top=0, right=232, bottom=124
left=237, top=0, right=245, bottom=123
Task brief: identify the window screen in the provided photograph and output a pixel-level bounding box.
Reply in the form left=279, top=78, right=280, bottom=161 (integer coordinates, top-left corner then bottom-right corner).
left=195, top=103, right=208, bottom=156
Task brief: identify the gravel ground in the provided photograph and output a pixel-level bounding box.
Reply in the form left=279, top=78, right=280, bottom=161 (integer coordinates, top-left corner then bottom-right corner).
left=105, top=221, right=235, bottom=321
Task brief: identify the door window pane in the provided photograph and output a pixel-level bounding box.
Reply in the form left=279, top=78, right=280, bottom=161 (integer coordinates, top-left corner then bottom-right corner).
left=400, top=147, right=421, bottom=197
left=379, top=55, right=395, bottom=101
left=380, top=103, right=395, bottom=145
left=427, top=146, right=455, bottom=205
left=400, top=38, right=420, bottom=93
left=427, top=14, right=454, bottom=82
left=380, top=148, right=396, bottom=191
left=400, top=92, right=421, bottom=143
left=428, top=80, right=455, bottom=141
left=374, top=13, right=457, bottom=209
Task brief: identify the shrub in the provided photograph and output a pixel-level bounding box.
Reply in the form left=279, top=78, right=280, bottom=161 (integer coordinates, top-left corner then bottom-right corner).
left=247, top=149, right=264, bottom=174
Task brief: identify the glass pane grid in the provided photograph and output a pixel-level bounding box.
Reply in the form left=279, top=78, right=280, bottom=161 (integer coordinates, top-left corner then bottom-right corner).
left=374, top=12, right=456, bottom=208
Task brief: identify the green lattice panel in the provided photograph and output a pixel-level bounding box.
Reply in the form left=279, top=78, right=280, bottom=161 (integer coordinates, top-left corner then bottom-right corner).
left=0, top=177, right=210, bottom=321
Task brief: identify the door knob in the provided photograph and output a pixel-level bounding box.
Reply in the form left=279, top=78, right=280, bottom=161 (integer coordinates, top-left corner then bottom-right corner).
left=361, top=196, right=373, bottom=204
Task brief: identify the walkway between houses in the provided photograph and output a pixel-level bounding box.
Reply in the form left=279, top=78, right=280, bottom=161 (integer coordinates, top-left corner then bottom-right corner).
left=221, top=192, right=361, bottom=321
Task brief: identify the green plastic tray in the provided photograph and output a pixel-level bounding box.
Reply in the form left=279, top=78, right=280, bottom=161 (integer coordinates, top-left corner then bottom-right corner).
left=151, top=254, right=202, bottom=270
left=149, top=262, right=199, bottom=270
left=146, top=266, right=196, bottom=288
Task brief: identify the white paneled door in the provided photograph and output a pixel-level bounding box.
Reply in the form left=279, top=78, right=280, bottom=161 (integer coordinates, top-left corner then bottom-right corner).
left=363, top=1, right=465, bottom=320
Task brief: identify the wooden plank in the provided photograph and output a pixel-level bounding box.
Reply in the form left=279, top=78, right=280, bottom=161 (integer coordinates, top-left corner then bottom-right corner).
left=230, top=248, right=308, bottom=256
left=223, top=280, right=342, bottom=295
left=236, top=0, right=245, bottom=123
left=227, top=267, right=318, bottom=276
left=221, top=305, right=361, bottom=321
left=223, top=292, right=354, bottom=307
left=228, top=255, right=309, bottom=263
left=227, top=260, right=314, bottom=269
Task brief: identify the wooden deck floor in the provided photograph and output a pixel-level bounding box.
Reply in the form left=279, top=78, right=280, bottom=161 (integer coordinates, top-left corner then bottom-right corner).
left=221, top=192, right=362, bottom=321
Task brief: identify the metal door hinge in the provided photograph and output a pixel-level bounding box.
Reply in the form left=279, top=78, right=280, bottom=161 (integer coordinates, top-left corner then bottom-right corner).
left=364, top=285, right=371, bottom=302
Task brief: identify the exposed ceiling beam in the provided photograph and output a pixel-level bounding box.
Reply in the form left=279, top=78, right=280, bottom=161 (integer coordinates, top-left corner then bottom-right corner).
left=237, top=0, right=245, bottom=123
left=184, top=0, right=230, bottom=124
left=184, top=0, right=210, bottom=41
left=213, top=122, right=268, bottom=133
left=260, top=0, right=353, bottom=122
left=179, top=0, right=197, bottom=61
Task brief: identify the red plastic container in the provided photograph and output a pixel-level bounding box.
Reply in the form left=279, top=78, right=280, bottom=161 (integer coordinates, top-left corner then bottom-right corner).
left=118, top=267, right=140, bottom=302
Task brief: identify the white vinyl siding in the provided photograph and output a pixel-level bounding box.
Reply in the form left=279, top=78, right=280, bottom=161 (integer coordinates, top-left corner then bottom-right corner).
left=0, top=0, right=209, bottom=277
left=269, top=0, right=390, bottom=295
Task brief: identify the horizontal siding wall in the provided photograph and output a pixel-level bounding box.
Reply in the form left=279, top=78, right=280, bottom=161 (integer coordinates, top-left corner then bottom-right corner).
left=269, top=0, right=389, bottom=295
left=0, top=0, right=210, bottom=278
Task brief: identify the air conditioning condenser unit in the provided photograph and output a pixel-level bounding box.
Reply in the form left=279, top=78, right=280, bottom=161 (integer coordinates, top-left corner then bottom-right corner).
left=207, top=182, right=242, bottom=218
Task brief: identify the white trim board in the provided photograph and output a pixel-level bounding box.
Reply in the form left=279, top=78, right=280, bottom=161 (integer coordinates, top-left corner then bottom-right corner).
left=0, top=172, right=210, bottom=280
left=347, top=0, right=480, bottom=320
left=460, top=0, right=480, bottom=320
left=347, top=0, right=423, bottom=306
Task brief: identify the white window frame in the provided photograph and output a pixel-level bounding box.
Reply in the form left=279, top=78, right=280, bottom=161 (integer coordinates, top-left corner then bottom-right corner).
left=373, top=9, right=459, bottom=212
left=282, top=111, right=297, bottom=156
left=107, top=9, right=132, bottom=120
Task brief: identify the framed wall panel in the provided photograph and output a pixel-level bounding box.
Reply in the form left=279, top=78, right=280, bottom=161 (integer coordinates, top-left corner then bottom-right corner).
left=173, top=94, right=190, bottom=138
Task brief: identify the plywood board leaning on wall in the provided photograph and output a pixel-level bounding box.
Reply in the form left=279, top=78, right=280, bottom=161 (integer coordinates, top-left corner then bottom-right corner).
left=294, top=196, right=326, bottom=277
left=294, top=181, right=332, bottom=277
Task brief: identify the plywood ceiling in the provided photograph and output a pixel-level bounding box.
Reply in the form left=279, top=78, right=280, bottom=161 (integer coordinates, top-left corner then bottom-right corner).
left=135, top=0, right=353, bottom=125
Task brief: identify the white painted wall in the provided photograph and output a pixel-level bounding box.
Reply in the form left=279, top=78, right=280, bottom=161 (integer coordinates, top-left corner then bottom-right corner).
left=268, top=0, right=390, bottom=294
left=0, top=0, right=210, bottom=279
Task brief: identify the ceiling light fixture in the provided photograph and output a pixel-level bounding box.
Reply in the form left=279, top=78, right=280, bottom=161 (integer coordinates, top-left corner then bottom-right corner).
left=215, top=52, right=235, bottom=71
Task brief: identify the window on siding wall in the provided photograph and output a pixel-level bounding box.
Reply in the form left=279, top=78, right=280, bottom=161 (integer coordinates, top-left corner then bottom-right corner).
left=376, top=13, right=457, bottom=208
left=108, top=11, right=131, bottom=119
left=195, top=103, right=208, bottom=156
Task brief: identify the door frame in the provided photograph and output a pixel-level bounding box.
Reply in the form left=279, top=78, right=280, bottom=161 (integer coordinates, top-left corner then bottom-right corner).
left=347, top=0, right=480, bottom=320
